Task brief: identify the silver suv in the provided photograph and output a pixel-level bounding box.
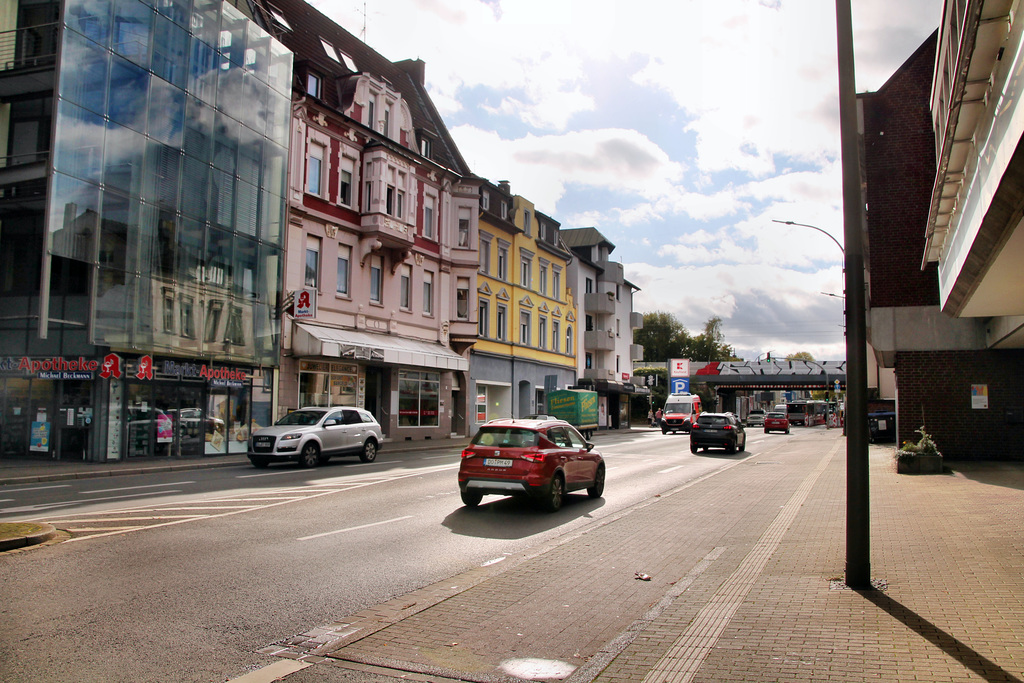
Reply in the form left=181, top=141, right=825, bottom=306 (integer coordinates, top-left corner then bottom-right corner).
left=248, top=407, right=383, bottom=468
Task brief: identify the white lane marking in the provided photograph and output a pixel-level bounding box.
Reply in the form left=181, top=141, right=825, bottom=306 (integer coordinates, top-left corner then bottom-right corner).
left=347, top=459, right=400, bottom=467
left=0, top=484, right=71, bottom=493
left=236, top=470, right=304, bottom=478
left=482, top=556, right=506, bottom=567
left=81, top=481, right=195, bottom=494
left=0, top=490, right=184, bottom=514
left=658, top=465, right=685, bottom=474
left=297, top=515, right=414, bottom=541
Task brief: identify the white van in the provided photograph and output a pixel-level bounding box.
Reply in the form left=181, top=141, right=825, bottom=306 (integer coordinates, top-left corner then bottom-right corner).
left=660, top=393, right=702, bottom=434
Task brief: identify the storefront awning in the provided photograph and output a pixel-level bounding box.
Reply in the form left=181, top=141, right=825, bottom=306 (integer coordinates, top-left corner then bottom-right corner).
left=294, top=323, right=468, bottom=372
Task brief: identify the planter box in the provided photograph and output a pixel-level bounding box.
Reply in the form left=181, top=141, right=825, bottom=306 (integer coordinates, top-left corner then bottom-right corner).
left=896, top=453, right=943, bottom=474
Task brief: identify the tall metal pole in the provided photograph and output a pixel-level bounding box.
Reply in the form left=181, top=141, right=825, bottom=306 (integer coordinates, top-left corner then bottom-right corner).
left=836, top=0, right=871, bottom=588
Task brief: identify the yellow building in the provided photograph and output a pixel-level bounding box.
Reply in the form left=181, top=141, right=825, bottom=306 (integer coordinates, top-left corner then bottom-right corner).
left=470, top=181, right=577, bottom=424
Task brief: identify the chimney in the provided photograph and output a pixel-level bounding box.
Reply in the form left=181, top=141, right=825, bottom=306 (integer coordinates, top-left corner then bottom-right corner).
left=395, top=58, right=426, bottom=85
left=498, top=180, right=511, bottom=194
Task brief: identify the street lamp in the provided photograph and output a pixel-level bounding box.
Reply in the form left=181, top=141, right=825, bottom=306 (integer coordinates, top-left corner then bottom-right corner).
left=772, top=219, right=845, bottom=256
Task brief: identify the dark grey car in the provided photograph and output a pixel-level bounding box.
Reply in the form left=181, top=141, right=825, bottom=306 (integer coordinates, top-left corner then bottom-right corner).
left=690, top=412, right=746, bottom=454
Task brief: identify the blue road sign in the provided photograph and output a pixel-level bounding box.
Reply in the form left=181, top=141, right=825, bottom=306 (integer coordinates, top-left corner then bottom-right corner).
left=671, top=378, right=689, bottom=393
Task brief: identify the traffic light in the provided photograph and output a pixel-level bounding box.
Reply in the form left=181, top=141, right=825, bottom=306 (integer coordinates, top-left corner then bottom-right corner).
left=765, top=351, right=771, bottom=361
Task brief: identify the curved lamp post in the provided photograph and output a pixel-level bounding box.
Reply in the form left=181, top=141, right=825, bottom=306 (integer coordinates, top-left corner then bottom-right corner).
left=772, top=219, right=845, bottom=256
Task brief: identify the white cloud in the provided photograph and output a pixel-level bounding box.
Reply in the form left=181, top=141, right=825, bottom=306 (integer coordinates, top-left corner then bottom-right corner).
left=309, top=0, right=940, bottom=360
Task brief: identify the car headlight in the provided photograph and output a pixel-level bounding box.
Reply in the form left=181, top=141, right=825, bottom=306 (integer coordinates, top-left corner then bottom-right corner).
left=280, top=433, right=302, bottom=441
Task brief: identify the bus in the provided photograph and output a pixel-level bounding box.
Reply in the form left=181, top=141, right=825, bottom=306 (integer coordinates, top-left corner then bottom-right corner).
left=786, top=400, right=828, bottom=426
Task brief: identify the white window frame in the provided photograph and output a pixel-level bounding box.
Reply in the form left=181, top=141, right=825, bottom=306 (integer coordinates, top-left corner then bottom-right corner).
left=423, top=270, right=433, bottom=315
left=496, top=304, right=507, bottom=341
left=423, top=193, right=436, bottom=240
left=456, top=277, right=469, bottom=320
left=458, top=207, right=471, bottom=247
left=479, top=299, right=490, bottom=337
left=539, top=261, right=548, bottom=295
left=305, top=235, right=320, bottom=288
left=400, top=264, right=411, bottom=309
left=539, top=316, right=547, bottom=349
left=520, top=255, right=531, bottom=288
left=306, top=142, right=324, bottom=196
left=519, top=311, right=531, bottom=345
left=497, top=243, right=508, bottom=280
left=336, top=244, right=350, bottom=296
left=479, top=234, right=492, bottom=274
left=370, top=255, right=382, bottom=304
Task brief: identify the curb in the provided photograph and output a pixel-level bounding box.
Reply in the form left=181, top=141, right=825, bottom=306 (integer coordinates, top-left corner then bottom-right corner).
left=0, top=523, right=57, bottom=552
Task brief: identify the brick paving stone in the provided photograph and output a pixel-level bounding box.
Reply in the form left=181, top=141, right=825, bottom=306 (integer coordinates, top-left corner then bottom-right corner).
left=271, top=430, right=1024, bottom=683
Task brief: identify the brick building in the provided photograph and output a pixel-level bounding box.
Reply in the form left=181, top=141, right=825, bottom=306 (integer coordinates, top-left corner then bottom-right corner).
left=862, top=4, right=1024, bottom=459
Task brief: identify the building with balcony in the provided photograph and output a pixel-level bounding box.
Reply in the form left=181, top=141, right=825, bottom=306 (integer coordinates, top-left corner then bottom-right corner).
left=0, top=0, right=293, bottom=461
left=470, top=180, right=577, bottom=426
left=862, top=0, right=1024, bottom=458
left=561, top=227, right=645, bottom=429
left=268, top=0, right=479, bottom=439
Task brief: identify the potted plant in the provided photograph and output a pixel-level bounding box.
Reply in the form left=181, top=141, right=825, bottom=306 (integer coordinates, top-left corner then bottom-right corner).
left=894, top=426, right=943, bottom=474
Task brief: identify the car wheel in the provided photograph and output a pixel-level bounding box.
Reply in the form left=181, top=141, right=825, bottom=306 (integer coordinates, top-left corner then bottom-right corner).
left=764, top=428, right=770, bottom=434
left=587, top=464, right=605, bottom=499
left=543, top=474, right=565, bottom=512
left=785, top=428, right=790, bottom=434
left=298, top=442, right=320, bottom=468
left=690, top=441, right=698, bottom=454
left=249, top=456, right=269, bottom=468
left=661, top=427, right=668, bottom=434
left=360, top=439, right=378, bottom=463
left=461, top=489, right=483, bottom=507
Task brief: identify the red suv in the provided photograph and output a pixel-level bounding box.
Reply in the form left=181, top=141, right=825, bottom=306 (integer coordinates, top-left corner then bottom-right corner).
left=458, top=419, right=605, bottom=512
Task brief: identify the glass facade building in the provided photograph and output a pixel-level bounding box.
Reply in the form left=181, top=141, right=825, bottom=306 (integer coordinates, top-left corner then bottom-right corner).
left=0, top=0, right=292, bottom=461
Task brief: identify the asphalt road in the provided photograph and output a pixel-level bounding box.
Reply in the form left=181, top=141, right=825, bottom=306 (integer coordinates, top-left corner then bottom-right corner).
left=0, top=427, right=808, bottom=683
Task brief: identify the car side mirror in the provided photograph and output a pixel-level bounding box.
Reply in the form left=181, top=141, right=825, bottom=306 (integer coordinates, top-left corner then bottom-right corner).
left=585, top=442, right=594, bottom=452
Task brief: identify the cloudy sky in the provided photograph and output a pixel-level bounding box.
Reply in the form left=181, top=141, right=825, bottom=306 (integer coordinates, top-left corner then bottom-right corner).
left=313, top=0, right=942, bottom=361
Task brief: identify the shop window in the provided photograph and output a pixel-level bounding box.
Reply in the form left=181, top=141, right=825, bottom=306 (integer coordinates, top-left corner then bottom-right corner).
left=398, top=370, right=440, bottom=427
left=475, top=385, right=487, bottom=423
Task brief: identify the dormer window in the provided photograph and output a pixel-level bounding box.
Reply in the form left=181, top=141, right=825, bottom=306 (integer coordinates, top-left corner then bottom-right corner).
left=367, top=97, right=375, bottom=130
left=500, top=201, right=508, bottom=220
left=419, top=135, right=432, bottom=159
left=267, top=4, right=291, bottom=31
left=320, top=38, right=341, bottom=63
left=306, top=72, right=321, bottom=98
left=481, top=190, right=490, bottom=210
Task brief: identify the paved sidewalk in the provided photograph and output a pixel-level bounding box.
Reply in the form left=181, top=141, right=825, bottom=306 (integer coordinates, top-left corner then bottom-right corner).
left=262, top=429, right=1024, bottom=683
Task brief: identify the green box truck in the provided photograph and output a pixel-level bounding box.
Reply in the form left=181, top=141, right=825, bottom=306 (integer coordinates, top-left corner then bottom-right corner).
left=546, top=389, right=599, bottom=439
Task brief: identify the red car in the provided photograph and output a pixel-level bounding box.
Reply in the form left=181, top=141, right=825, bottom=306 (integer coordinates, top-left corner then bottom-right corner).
left=763, top=411, right=790, bottom=434
left=458, top=419, right=605, bottom=512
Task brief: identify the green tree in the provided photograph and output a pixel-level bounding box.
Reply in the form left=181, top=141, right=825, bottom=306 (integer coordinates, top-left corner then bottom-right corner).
left=689, top=316, right=738, bottom=362
left=787, top=351, right=815, bottom=361
left=636, top=311, right=691, bottom=362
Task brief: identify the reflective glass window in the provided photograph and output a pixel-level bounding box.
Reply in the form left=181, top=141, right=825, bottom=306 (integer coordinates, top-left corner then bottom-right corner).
left=154, top=0, right=189, bottom=27
left=240, top=70, right=266, bottom=132
left=236, top=124, right=262, bottom=186
left=245, top=22, right=269, bottom=76
left=48, top=172, right=100, bottom=262
left=103, top=121, right=146, bottom=195
left=99, top=190, right=143, bottom=273
left=216, top=60, right=244, bottom=121
left=212, top=112, right=238, bottom=174
left=234, top=178, right=258, bottom=237
left=93, top=268, right=137, bottom=344
left=190, top=0, right=219, bottom=49
left=59, top=29, right=110, bottom=116
left=151, top=12, right=188, bottom=88
left=218, top=2, right=246, bottom=67
left=206, top=227, right=232, bottom=289
left=179, top=154, right=209, bottom=219
left=264, top=89, right=289, bottom=146
left=65, top=0, right=113, bottom=48
left=262, top=140, right=286, bottom=198
left=141, top=141, right=181, bottom=208
left=154, top=206, right=177, bottom=278
left=209, top=167, right=234, bottom=229
left=182, top=96, right=214, bottom=162
left=107, top=53, right=149, bottom=132
left=111, top=0, right=152, bottom=65
left=147, top=77, right=185, bottom=146
left=233, top=235, right=258, bottom=298
left=53, top=99, right=105, bottom=184
left=175, top=217, right=204, bottom=283
left=267, top=39, right=292, bottom=95
left=187, top=35, right=218, bottom=103
left=259, top=188, right=284, bottom=245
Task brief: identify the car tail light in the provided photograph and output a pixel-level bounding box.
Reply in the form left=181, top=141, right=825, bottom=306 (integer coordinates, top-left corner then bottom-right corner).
left=522, top=447, right=544, bottom=461
left=691, top=424, right=700, bottom=430
left=723, top=425, right=733, bottom=430
left=461, top=448, right=475, bottom=458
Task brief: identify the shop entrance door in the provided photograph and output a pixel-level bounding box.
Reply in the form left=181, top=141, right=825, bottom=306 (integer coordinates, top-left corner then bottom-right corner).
left=176, top=386, right=205, bottom=457
left=57, top=380, right=92, bottom=460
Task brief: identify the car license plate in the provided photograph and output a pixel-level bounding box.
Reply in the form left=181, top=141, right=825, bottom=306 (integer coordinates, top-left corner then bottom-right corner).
left=484, top=458, right=513, bottom=467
